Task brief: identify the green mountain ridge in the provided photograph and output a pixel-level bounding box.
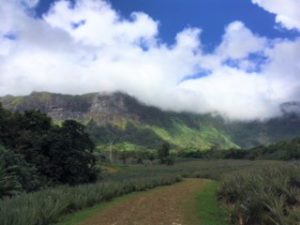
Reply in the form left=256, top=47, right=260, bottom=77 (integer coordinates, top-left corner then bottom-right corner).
left=1, top=91, right=300, bottom=151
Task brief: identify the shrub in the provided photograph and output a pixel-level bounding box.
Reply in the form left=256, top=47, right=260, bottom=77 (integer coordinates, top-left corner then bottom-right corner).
left=219, top=165, right=300, bottom=225
left=0, top=163, right=21, bottom=199
left=0, top=146, right=41, bottom=192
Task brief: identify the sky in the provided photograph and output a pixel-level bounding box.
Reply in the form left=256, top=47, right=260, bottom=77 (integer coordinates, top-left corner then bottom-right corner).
left=0, top=0, right=300, bottom=120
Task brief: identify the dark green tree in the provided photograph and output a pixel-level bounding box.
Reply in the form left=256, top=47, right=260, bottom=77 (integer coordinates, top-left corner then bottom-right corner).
left=43, top=120, right=97, bottom=185
left=0, top=162, right=21, bottom=198
left=158, top=142, right=174, bottom=165
left=0, top=145, right=41, bottom=192
left=0, top=105, right=98, bottom=188
left=158, top=142, right=170, bottom=158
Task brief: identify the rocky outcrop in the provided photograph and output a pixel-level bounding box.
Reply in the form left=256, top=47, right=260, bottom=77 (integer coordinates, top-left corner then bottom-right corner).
left=1, top=91, right=300, bottom=149
left=0, top=91, right=140, bottom=125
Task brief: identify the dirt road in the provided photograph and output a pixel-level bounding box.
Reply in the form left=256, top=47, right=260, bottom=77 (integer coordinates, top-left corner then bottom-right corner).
left=81, top=179, right=208, bottom=225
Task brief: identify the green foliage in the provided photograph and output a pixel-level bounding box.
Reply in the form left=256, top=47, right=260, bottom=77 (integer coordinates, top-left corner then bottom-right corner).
left=43, top=120, right=97, bottom=185
left=3, top=92, right=300, bottom=151
left=0, top=103, right=97, bottom=193
left=0, top=175, right=181, bottom=225
left=106, top=159, right=280, bottom=181
left=158, top=142, right=170, bottom=159
left=179, top=136, right=300, bottom=160
left=157, top=142, right=174, bottom=165
left=86, top=121, right=164, bottom=149
left=0, top=161, right=21, bottom=198
left=0, top=159, right=285, bottom=225
left=247, top=137, right=300, bottom=160
left=0, top=145, right=41, bottom=192
left=197, top=181, right=229, bottom=225
left=219, top=165, right=300, bottom=225
left=83, top=94, right=240, bottom=151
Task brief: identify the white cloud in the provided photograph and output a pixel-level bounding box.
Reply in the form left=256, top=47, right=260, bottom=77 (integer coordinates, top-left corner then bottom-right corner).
left=252, top=0, right=300, bottom=30
left=24, top=0, right=40, bottom=8
left=216, top=21, right=267, bottom=60
left=44, top=0, right=158, bottom=47
left=0, top=0, right=300, bottom=121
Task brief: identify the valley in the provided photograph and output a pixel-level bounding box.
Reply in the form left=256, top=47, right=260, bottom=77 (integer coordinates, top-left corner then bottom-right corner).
left=1, top=1, right=300, bottom=225
left=0, top=92, right=299, bottom=225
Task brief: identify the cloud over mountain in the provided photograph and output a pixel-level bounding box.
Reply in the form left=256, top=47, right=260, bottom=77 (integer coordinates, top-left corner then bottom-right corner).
left=0, top=0, right=299, bottom=120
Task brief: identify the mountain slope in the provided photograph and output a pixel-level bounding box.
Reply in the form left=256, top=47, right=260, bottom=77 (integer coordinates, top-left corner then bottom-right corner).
left=1, top=92, right=300, bottom=151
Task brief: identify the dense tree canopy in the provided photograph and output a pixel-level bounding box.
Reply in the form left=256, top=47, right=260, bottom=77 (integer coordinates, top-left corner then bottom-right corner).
left=0, top=103, right=97, bottom=197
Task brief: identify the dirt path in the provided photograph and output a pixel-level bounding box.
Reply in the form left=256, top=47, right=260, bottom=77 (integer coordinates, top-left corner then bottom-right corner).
left=81, top=179, right=208, bottom=225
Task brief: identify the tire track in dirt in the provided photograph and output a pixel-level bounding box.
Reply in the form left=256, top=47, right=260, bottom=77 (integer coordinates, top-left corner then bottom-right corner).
left=81, top=179, right=207, bottom=225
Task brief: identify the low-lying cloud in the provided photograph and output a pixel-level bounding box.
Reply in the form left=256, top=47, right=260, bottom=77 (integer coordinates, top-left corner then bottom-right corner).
left=0, top=0, right=299, bottom=121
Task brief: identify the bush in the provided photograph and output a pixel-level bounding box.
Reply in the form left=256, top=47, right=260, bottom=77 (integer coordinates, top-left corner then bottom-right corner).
left=219, top=165, right=300, bottom=225
left=0, top=146, right=41, bottom=192
left=0, top=163, right=21, bottom=199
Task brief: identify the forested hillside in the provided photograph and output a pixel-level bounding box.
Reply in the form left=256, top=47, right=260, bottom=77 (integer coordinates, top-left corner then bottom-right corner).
left=1, top=92, right=300, bottom=151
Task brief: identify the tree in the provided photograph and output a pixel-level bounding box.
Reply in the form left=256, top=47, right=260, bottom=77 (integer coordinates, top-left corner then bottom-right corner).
left=0, top=162, right=21, bottom=198
left=0, top=106, right=98, bottom=187
left=158, top=142, right=170, bottom=159
left=0, top=103, right=14, bottom=147
left=158, top=142, right=174, bottom=165
left=43, top=120, right=97, bottom=185
left=0, top=145, right=41, bottom=192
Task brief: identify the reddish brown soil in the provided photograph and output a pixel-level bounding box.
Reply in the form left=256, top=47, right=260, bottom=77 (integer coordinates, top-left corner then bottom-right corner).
left=82, top=179, right=206, bottom=225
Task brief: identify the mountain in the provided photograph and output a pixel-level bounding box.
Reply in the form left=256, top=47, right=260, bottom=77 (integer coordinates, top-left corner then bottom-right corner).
left=1, top=91, right=300, bottom=151
left=245, top=137, right=300, bottom=160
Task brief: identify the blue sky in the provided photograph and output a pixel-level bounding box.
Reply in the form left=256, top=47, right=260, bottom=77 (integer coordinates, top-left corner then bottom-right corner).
left=35, top=0, right=298, bottom=50
left=1, top=0, right=300, bottom=120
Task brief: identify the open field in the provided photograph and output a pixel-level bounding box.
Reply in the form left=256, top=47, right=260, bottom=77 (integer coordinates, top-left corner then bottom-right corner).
left=104, top=159, right=284, bottom=181
left=1, top=159, right=299, bottom=225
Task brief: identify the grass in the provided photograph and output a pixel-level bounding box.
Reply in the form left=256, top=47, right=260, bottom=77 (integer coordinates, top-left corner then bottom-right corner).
left=197, top=180, right=229, bottom=225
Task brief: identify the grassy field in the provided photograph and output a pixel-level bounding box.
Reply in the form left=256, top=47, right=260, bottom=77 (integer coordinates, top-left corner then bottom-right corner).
left=54, top=159, right=287, bottom=225
left=105, top=159, right=283, bottom=181
left=1, top=159, right=297, bottom=225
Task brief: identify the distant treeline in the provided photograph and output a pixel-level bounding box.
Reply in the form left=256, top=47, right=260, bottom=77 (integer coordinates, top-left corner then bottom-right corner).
left=179, top=138, right=300, bottom=160
left=0, top=103, right=97, bottom=197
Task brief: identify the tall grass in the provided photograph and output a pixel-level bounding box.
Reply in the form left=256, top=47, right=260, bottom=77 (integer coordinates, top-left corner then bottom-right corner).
left=219, top=164, right=300, bottom=225
left=0, top=175, right=181, bottom=225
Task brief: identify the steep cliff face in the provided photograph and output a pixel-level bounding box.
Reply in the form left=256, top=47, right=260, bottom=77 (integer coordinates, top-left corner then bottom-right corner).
left=0, top=92, right=139, bottom=125
left=1, top=92, right=300, bottom=150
